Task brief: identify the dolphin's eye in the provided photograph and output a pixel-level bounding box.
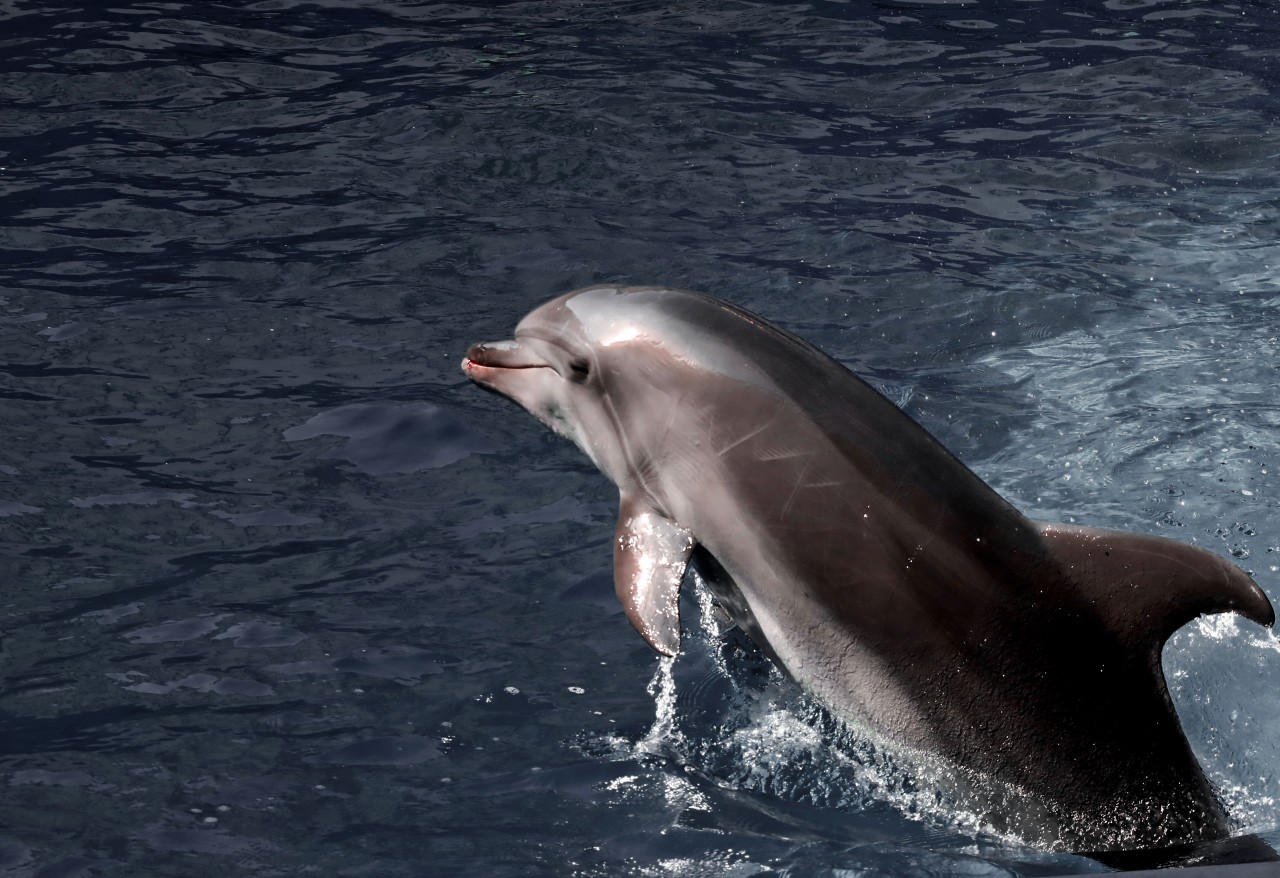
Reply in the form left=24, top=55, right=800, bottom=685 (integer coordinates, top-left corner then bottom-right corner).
left=568, top=359, right=591, bottom=383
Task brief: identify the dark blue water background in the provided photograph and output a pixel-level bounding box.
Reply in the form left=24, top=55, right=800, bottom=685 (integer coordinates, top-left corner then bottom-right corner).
left=3, top=1, right=1280, bottom=875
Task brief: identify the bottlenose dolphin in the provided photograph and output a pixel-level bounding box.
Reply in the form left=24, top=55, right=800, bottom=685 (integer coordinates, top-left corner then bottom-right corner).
left=461, top=285, right=1274, bottom=853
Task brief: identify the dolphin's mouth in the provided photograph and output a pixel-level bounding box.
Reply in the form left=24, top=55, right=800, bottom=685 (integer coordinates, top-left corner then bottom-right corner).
left=462, top=339, right=548, bottom=377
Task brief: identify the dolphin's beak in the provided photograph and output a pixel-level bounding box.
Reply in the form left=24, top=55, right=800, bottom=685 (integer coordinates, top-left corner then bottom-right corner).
left=462, top=337, right=577, bottom=442
left=461, top=339, right=547, bottom=381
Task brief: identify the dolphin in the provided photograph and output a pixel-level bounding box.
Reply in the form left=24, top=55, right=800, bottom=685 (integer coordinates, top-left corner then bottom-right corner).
left=461, top=284, right=1274, bottom=853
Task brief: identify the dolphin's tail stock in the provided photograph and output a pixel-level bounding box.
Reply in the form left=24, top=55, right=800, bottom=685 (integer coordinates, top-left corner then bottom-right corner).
left=1034, top=521, right=1276, bottom=861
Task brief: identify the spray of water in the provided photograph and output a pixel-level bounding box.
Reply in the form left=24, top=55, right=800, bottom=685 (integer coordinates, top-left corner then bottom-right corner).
left=624, top=572, right=1026, bottom=849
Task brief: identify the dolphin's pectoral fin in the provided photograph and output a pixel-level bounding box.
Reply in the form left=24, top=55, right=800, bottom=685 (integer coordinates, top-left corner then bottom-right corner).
left=614, top=495, right=696, bottom=656
left=1037, top=520, right=1275, bottom=657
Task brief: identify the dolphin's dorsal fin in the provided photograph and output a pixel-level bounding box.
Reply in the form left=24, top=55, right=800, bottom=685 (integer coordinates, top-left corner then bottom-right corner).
left=614, top=494, right=696, bottom=656
left=1037, top=521, right=1274, bottom=656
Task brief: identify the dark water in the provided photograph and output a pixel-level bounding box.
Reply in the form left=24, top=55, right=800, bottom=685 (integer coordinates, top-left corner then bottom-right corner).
left=3, top=1, right=1280, bottom=875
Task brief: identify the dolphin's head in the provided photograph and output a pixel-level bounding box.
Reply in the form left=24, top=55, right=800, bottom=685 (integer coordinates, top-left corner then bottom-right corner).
left=463, top=284, right=796, bottom=492
left=462, top=285, right=661, bottom=486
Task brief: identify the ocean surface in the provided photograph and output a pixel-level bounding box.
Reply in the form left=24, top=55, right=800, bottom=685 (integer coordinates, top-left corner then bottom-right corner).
left=2, top=1, right=1280, bottom=875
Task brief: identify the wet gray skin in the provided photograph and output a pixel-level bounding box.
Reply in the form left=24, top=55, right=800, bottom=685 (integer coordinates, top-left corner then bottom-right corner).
left=462, top=285, right=1274, bottom=853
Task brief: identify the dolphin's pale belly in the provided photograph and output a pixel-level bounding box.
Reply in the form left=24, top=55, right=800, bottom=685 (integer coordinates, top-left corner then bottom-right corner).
left=696, top=530, right=949, bottom=758
left=759, top=604, right=924, bottom=745
left=681, top=464, right=942, bottom=751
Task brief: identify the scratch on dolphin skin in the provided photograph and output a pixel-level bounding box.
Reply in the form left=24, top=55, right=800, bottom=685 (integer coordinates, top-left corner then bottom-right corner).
left=757, top=446, right=812, bottom=461
left=715, top=409, right=780, bottom=459
left=657, top=387, right=688, bottom=447
left=781, top=454, right=817, bottom=520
